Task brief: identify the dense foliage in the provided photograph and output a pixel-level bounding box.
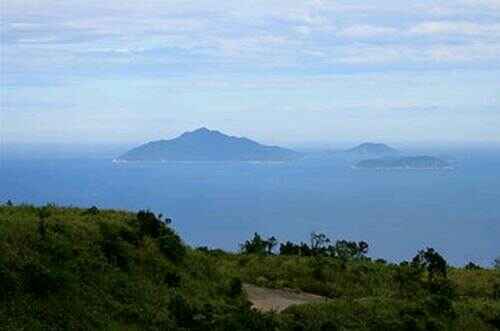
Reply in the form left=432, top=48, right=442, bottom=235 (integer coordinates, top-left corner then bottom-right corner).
left=1, top=204, right=499, bottom=330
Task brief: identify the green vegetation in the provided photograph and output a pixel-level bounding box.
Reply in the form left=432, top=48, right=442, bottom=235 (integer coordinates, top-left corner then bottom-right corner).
left=1, top=204, right=499, bottom=330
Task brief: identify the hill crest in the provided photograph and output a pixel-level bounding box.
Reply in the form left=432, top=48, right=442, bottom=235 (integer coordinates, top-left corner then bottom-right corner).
left=118, top=128, right=300, bottom=162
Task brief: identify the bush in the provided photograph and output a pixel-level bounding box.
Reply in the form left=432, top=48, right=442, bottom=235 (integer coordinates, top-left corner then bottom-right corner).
left=83, top=206, right=99, bottom=215
left=216, top=306, right=280, bottom=331
left=241, top=233, right=277, bottom=255
left=164, top=271, right=181, bottom=287
left=98, top=222, right=134, bottom=270
left=229, top=277, right=243, bottom=298
left=464, top=262, right=482, bottom=270
left=412, top=248, right=448, bottom=280
left=158, top=230, right=186, bottom=263
left=0, top=259, right=17, bottom=298
left=22, top=262, right=68, bottom=297
left=137, top=210, right=167, bottom=239
left=495, top=257, right=500, bottom=270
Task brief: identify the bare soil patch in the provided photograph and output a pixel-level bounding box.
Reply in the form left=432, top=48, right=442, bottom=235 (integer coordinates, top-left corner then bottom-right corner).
left=243, top=284, right=325, bottom=312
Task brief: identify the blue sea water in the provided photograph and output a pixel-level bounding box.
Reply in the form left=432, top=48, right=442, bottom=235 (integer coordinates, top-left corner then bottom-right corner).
left=1, top=150, right=499, bottom=266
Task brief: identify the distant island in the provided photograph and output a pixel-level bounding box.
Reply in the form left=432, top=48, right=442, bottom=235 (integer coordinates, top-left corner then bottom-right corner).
left=117, top=127, right=301, bottom=162
left=344, top=143, right=400, bottom=158
left=355, top=156, right=451, bottom=170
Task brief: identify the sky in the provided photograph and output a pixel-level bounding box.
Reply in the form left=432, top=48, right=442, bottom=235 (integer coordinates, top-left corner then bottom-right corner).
left=2, top=0, right=500, bottom=147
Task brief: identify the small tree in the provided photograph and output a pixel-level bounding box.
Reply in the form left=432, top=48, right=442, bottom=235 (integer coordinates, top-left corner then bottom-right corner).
left=332, top=240, right=368, bottom=260
left=412, top=248, right=448, bottom=281
left=464, top=262, right=482, bottom=270
left=279, top=241, right=300, bottom=255
left=240, top=232, right=276, bottom=255
left=411, top=248, right=455, bottom=299
left=266, top=236, right=278, bottom=255
left=84, top=206, right=99, bottom=215
left=310, top=232, right=330, bottom=253
left=358, top=241, right=369, bottom=255
left=37, top=206, right=52, bottom=239
left=494, top=257, right=500, bottom=270
left=137, top=210, right=167, bottom=239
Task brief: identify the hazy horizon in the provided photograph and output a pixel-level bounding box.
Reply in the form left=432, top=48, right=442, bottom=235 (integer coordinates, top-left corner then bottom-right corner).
left=2, top=0, right=500, bottom=146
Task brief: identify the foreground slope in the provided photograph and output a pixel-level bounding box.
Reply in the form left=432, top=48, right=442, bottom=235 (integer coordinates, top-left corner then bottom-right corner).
left=1, top=204, right=499, bottom=330
left=118, top=128, right=301, bottom=162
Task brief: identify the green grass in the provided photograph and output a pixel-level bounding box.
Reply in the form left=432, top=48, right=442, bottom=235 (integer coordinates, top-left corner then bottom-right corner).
left=1, top=204, right=499, bottom=330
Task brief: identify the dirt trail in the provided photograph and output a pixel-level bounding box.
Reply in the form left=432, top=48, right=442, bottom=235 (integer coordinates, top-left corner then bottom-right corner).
left=243, top=284, right=325, bottom=312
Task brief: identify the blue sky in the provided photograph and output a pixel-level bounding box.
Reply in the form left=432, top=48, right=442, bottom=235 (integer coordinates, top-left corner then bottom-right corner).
left=2, top=0, right=500, bottom=146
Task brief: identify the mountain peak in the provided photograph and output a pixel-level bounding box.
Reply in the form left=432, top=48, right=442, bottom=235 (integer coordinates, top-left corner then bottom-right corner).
left=345, top=142, right=399, bottom=156
left=182, top=127, right=224, bottom=137
left=119, top=128, right=300, bottom=162
left=192, top=127, right=211, bottom=133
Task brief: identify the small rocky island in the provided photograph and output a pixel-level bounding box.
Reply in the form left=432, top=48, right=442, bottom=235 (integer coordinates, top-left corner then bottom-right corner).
left=344, top=143, right=400, bottom=158
left=117, top=128, right=301, bottom=162
left=355, top=156, right=451, bottom=170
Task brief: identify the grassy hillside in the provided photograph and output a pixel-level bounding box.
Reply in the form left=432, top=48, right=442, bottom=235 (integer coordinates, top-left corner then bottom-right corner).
left=1, top=204, right=499, bottom=330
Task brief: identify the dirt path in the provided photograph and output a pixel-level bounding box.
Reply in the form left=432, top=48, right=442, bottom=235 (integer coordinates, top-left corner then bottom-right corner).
left=243, top=284, right=325, bottom=312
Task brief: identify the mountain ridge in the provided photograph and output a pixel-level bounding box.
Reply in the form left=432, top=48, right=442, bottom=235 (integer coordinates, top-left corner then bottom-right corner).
left=118, top=128, right=301, bottom=162
left=345, top=142, right=400, bottom=156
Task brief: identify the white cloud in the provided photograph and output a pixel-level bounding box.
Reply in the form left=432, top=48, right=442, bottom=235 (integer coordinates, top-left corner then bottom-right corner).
left=410, top=21, right=500, bottom=36
left=294, top=25, right=312, bottom=35
left=3, top=0, right=500, bottom=79
left=429, top=43, right=500, bottom=62
left=461, top=0, right=500, bottom=9
left=337, top=25, right=398, bottom=38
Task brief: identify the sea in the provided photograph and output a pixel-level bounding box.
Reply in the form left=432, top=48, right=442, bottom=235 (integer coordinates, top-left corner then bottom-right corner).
left=1, top=147, right=499, bottom=266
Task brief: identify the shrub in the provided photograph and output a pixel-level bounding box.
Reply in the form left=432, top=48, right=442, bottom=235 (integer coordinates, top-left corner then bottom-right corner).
left=464, top=262, right=482, bottom=270
left=158, top=230, right=186, bottom=263
left=98, top=222, right=134, bottom=270
left=0, top=259, right=17, bottom=298
left=164, top=271, right=181, bottom=287
left=22, top=262, right=68, bottom=297
left=228, top=277, right=243, bottom=298
left=168, top=293, right=195, bottom=328
left=241, top=233, right=275, bottom=255
left=137, top=210, right=167, bottom=239
left=412, top=248, right=448, bottom=280
left=216, top=306, right=280, bottom=331
left=493, top=282, right=500, bottom=300
left=494, top=257, right=500, bottom=270
left=83, top=206, right=99, bottom=215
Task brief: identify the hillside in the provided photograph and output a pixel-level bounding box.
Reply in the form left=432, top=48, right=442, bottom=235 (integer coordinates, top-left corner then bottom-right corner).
left=1, top=204, right=499, bottom=330
left=118, top=128, right=301, bottom=162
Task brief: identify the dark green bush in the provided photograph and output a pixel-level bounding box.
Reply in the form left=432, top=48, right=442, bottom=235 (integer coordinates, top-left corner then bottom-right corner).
left=158, top=230, right=186, bottom=262
left=164, top=271, right=181, bottom=287
left=229, top=277, right=243, bottom=298
left=137, top=210, right=167, bottom=239
left=22, top=262, right=68, bottom=297
left=83, top=206, right=100, bottom=215
left=98, top=222, right=134, bottom=270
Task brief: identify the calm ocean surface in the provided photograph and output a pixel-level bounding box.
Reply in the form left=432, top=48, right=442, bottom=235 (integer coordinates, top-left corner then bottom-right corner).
left=1, top=150, right=499, bottom=266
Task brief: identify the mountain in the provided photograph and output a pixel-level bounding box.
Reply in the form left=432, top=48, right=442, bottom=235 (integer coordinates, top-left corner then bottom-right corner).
left=118, top=128, right=301, bottom=161
left=355, top=156, right=451, bottom=170
left=345, top=143, right=400, bottom=158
